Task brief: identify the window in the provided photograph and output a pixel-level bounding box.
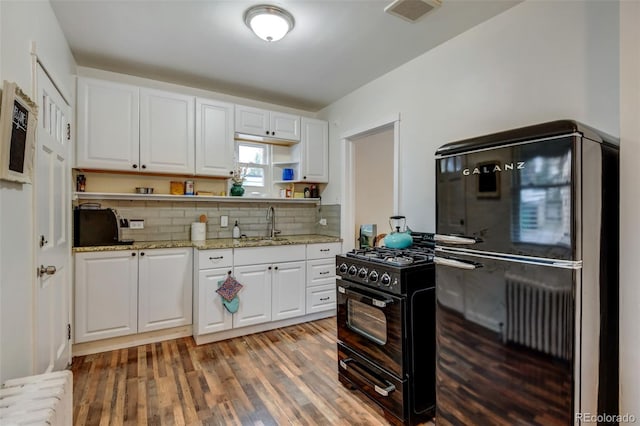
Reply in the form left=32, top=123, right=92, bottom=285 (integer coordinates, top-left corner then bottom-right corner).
left=236, top=141, right=270, bottom=195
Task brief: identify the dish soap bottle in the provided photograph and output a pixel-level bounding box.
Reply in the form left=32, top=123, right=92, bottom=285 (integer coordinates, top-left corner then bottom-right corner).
left=232, top=220, right=241, bottom=239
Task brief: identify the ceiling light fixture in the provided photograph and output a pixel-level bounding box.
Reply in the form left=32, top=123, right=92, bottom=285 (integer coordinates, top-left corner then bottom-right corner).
left=244, top=4, right=295, bottom=42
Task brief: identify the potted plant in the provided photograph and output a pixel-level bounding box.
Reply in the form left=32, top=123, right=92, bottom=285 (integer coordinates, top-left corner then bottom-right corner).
left=230, top=163, right=246, bottom=196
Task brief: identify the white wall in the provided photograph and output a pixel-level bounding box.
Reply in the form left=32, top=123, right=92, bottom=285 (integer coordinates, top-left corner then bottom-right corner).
left=354, top=128, right=394, bottom=241
left=619, top=0, right=640, bottom=419
left=0, top=0, right=76, bottom=382
left=319, top=0, right=619, bottom=231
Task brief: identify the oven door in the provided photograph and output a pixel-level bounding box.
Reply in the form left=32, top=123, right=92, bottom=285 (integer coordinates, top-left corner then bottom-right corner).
left=337, top=279, right=404, bottom=378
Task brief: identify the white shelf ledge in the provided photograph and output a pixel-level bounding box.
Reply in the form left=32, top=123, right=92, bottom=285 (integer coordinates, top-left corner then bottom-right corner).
left=73, top=192, right=319, bottom=203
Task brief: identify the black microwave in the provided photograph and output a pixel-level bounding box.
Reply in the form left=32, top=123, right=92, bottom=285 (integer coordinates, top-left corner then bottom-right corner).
left=73, top=208, right=122, bottom=247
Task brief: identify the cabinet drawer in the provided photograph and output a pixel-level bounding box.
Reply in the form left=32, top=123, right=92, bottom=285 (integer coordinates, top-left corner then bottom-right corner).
left=306, top=242, right=342, bottom=260
left=234, top=245, right=303, bottom=266
left=306, top=284, right=336, bottom=313
left=307, top=258, right=336, bottom=285
left=197, top=249, right=233, bottom=269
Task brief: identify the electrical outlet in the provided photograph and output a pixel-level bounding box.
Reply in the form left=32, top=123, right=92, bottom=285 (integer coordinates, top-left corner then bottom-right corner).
left=129, top=219, right=144, bottom=229
left=319, top=218, right=327, bottom=226
left=220, top=215, right=229, bottom=227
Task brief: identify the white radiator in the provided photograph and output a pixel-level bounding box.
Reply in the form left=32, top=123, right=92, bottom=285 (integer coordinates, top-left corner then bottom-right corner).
left=505, top=273, right=573, bottom=360
left=0, top=371, right=72, bottom=425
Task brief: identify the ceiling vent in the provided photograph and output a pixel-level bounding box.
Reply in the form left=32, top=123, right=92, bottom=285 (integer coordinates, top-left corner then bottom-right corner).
left=384, top=0, right=442, bottom=23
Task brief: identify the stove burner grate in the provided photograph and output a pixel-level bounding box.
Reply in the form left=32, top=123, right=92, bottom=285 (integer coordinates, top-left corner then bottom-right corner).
left=346, top=247, right=433, bottom=266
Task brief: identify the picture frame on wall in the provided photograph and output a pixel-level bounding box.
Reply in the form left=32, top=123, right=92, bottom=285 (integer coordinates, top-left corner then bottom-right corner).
left=0, top=80, right=38, bottom=184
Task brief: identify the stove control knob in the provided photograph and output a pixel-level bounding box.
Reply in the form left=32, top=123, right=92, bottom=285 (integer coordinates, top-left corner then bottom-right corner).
left=358, top=267, right=368, bottom=279
left=368, top=271, right=379, bottom=282
left=338, top=263, right=348, bottom=274
left=380, top=273, right=391, bottom=286
left=348, top=265, right=358, bottom=276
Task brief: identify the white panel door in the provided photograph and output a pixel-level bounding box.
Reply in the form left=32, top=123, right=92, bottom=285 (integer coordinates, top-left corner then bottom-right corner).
left=271, top=261, right=306, bottom=321
left=35, top=65, right=72, bottom=373
left=196, top=268, right=233, bottom=335
left=300, top=118, right=328, bottom=182
left=270, top=111, right=300, bottom=141
left=138, top=248, right=193, bottom=332
left=195, top=98, right=234, bottom=177
left=74, top=251, right=138, bottom=343
left=139, top=88, right=194, bottom=174
left=76, top=77, right=139, bottom=170
left=233, top=264, right=272, bottom=328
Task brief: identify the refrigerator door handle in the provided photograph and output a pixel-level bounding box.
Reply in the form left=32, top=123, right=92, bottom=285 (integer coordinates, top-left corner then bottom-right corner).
left=434, top=234, right=478, bottom=245
left=434, top=256, right=480, bottom=270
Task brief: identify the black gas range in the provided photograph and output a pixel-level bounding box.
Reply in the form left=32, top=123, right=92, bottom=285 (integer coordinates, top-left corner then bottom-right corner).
left=336, top=246, right=434, bottom=295
left=336, top=237, right=436, bottom=425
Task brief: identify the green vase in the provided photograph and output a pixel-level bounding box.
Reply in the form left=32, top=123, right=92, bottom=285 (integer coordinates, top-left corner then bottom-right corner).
left=230, top=183, right=245, bottom=196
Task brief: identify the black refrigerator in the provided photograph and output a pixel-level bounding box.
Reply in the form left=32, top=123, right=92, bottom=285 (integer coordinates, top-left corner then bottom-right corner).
left=434, top=120, right=619, bottom=425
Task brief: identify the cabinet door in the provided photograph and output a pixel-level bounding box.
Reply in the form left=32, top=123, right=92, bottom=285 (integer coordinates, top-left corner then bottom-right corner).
left=74, top=251, right=138, bottom=343
left=272, top=261, right=306, bottom=321
left=300, top=118, right=328, bottom=182
left=270, top=111, right=300, bottom=141
left=139, top=88, right=195, bottom=174
left=195, top=267, right=233, bottom=335
left=235, top=105, right=269, bottom=136
left=138, top=248, right=193, bottom=332
left=233, top=264, right=272, bottom=328
left=195, top=98, right=234, bottom=177
left=76, top=77, right=140, bottom=171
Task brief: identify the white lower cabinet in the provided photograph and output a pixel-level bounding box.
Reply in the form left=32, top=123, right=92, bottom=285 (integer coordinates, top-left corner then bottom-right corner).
left=138, top=248, right=193, bottom=332
left=233, top=264, right=273, bottom=328
left=271, top=261, right=306, bottom=321
left=74, top=247, right=192, bottom=343
left=194, top=249, right=234, bottom=335
left=75, top=250, right=138, bottom=343
left=305, top=242, right=341, bottom=313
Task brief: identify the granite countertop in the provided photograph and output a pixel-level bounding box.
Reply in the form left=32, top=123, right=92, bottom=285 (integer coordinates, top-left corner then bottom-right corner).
left=72, top=234, right=342, bottom=253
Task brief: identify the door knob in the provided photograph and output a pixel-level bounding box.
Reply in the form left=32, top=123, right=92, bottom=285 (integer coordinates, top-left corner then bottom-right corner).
left=38, top=265, right=57, bottom=277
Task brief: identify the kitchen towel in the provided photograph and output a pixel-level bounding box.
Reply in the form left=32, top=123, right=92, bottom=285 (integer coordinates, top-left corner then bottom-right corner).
left=217, top=275, right=243, bottom=313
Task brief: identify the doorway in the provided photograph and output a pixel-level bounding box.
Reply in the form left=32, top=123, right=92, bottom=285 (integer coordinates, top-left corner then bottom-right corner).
left=341, top=115, right=400, bottom=252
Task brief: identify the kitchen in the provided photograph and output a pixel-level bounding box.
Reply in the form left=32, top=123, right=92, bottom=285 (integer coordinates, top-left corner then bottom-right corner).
left=0, top=0, right=638, bottom=425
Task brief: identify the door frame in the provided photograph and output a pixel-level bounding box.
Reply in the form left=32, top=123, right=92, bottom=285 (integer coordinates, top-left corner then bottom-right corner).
left=340, top=114, right=401, bottom=252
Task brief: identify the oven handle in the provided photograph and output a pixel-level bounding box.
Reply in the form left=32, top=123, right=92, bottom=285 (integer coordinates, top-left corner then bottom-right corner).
left=433, top=256, right=479, bottom=270
left=339, top=358, right=396, bottom=397
left=337, top=284, right=395, bottom=308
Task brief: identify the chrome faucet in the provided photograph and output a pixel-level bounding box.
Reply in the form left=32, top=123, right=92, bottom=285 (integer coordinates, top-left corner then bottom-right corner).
left=266, top=206, right=280, bottom=239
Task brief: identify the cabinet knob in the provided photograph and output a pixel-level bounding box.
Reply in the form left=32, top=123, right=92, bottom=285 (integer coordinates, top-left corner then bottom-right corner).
left=229, top=171, right=233, bottom=175
left=268, top=266, right=272, bottom=270
left=271, top=131, right=275, bottom=136
left=303, top=176, right=307, bottom=180
left=132, top=164, right=138, bottom=169
left=141, top=164, right=146, bottom=169
left=274, top=266, right=279, bottom=270
left=140, top=252, right=145, bottom=256
left=131, top=252, right=136, bottom=257
left=265, top=130, right=270, bottom=135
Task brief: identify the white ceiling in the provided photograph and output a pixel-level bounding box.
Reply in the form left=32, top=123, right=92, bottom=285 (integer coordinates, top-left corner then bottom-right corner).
left=50, top=0, right=519, bottom=112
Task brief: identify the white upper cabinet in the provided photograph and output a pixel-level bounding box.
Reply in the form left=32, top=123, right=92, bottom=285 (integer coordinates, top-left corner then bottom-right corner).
left=195, top=98, right=234, bottom=177
left=139, top=88, right=195, bottom=174
left=300, top=117, right=329, bottom=183
left=235, top=105, right=300, bottom=141
left=76, top=77, right=140, bottom=170
left=76, top=77, right=195, bottom=174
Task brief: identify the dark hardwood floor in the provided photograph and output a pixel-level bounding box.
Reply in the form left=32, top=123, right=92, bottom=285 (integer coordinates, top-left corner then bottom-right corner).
left=71, top=318, right=433, bottom=425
